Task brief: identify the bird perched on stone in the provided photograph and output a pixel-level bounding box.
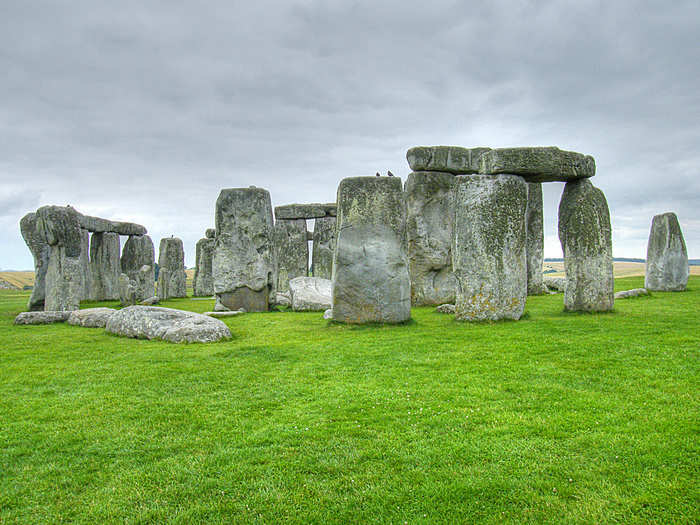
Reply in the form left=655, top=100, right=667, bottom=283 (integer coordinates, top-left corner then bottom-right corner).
left=376, top=172, right=381, bottom=176
left=387, top=171, right=394, bottom=177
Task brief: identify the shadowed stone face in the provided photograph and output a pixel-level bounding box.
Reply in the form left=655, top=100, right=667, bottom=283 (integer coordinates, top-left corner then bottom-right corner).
left=79, top=229, right=91, bottom=301
left=157, top=237, right=187, bottom=300
left=312, top=216, right=336, bottom=279
left=89, top=232, right=121, bottom=301
left=526, top=182, right=547, bottom=295
left=193, top=237, right=215, bottom=297
left=274, top=218, right=308, bottom=292
left=645, top=212, right=688, bottom=291
left=20, top=212, right=50, bottom=311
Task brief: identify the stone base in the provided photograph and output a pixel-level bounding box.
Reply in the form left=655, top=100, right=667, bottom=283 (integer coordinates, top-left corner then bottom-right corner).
left=217, top=287, right=269, bottom=312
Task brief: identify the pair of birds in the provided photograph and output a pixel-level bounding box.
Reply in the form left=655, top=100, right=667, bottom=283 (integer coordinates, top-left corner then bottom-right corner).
left=376, top=171, right=395, bottom=177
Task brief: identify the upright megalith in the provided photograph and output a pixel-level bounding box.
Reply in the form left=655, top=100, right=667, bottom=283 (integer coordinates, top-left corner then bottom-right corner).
left=20, top=212, right=50, bottom=311
left=193, top=236, right=215, bottom=297
left=274, top=219, right=308, bottom=292
left=213, top=188, right=276, bottom=312
left=405, top=171, right=456, bottom=306
left=331, top=176, right=411, bottom=324
left=311, top=216, right=336, bottom=279
left=453, top=175, right=528, bottom=321
left=157, top=237, right=187, bottom=300
left=89, top=232, right=121, bottom=301
left=645, top=212, right=688, bottom=291
left=558, top=179, right=614, bottom=311
left=121, top=235, right=155, bottom=300
left=526, top=182, right=547, bottom=295
left=79, top=229, right=91, bottom=301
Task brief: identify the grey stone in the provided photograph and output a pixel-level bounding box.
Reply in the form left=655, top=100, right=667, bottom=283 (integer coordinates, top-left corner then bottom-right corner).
left=67, top=307, right=117, bottom=328
left=289, top=276, right=332, bottom=311
left=306, top=231, right=314, bottom=242
left=121, top=235, right=155, bottom=301
left=526, top=182, right=547, bottom=295
left=645, top=212, right=689, bottom=291
left=79, top=229, right=91, bottom=301
left=543, top=276, right=567, bottom=292
left=203, top=310, right=244, bottom=318
left=406, top=146, right=491, bottom=174
left=323, top=308, right=333, bottom=320
left=274, top=291, right=291, bottom=307
left=14, top=311, right=72, bottom=325
left=332, top=176, right=411, bottom=324
left=311, top=215, right=336, bottom=279
left=193, top=237, right=215, bottom=296
left=140, top=296, right=159, bottom=306
left=479, top=147, right=596, bottom=182
left=118, top=273, right=137, bottom=306
left=453, top=175, right=528, bottom=321
left=157, top=237, right=187, bottom=300
left=615, top=288, right=650, bottom=299
left=213, top=188, right=276, bottom=312
left=105, top=305, right=231, bottom=343
left=205, top=228, right=216, bottom=239
left=405, top=171, right=456, bottom=306
left=275, top=203, right=336, bottom=220
left=68, top=206, right=147, bottom=235
left=558, top=179, right=614, bottom=312
left=20, top=212, right=49, bottom=311
left=89, top=232, right=121, bottom=301
left=274, top=219, right=308, bottom=292
left=436, top=303, right=456, bottom=314
left=119, top=266, right=153, bottom=306
left=213, top=298, right=231, bottom=312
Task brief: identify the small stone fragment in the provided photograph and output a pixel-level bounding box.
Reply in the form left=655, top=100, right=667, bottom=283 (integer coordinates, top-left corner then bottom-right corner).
left=614, top=288, right=649, bottom=299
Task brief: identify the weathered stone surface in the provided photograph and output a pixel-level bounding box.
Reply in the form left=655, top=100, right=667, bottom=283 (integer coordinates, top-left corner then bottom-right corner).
left=645, top=212, right=689, bottom=291
left=332, top=176, right=411, bottom=324
left=79, top=229, right=91, bottom=301
left=20, top=212, right=50, bottom=311
left=35, top=205, right=82, bottom=256
left=89, top=232, right=121, bottom=301
left=157, top=237, right=187, bottom=300
left=543, top=276, right=567, bottom=292
left=68, top=307, right=117, bottom=328
left=106, top=306, right=231, bottom=343
left=213, top=188, right=276, bottom=312
left=615, top=288, right=650, bottom=299
left=68, top=206, right=147, bottom=235
left=405, top=171, right=456, bottom=305
left=193, top=237, right=215, bottom=296
left=406, top=146, right=491, bottom=174
left=274, top=291, right=291, bottom=307
left=119, top=273, right=136, bottom=306
left=436, top=303, right=456, bottom=314
left=274, top=219, right=308, bottom=292
left=121, top=235, right=155, bottom=301
left=479, top=147, right=596, bottom=182
left=119, top=266, right=153, bottom=306
left=289, top=276, right=332, bottom=311
left=274, top=203, right=336, bottom=220
left=558, top=179, right=614, bottom=311
left=205, top=228, right=215, bottom=239
left=526, top=182, right=547, bottom=295
left=140, top=296, right=159, bottom=306
left=453, top=175, right=528, bottom=321
left=306, top=231, right=314, bottom=242
left=311, top=216, right=336, bottom=279
left=203, top=310, right=244, bottom=318
left=14, top=311, right=72, bottom=325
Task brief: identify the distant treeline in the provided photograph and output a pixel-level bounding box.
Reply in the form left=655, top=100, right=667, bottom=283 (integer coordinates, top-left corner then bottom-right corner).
left=545, top=258, right=700, bottom=265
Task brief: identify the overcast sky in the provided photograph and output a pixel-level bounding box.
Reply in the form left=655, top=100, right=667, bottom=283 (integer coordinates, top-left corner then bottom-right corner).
left=1, top=0, right=698, bottom=269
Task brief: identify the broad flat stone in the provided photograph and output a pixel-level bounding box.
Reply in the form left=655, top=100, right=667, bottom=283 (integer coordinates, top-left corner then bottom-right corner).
left=615, top=288, right=650, bottom=299
left=157, top=237, right=187, bottom=300
left=203, top=310, right=244, bottom=318
left=68, top=307, right=117, bottom=328
left=89, top=232, right=121, bottom=301
left=193, top=237, right=215, bottom=297
left=20, top=212, right=49, bottom=311
left=289, top=276, right=332, bottom=311
left=526, top=183, right=547, bottom=295
left=140, top=296, right=159, bottom=306
left=645, top=212, right=689, bottom=291
left=311, top=216, right=336, bottom=280
left=14, top=311, right=72, bottom=325
left=406, top=146, right=491, bottom=174
left=275, top=203, right=337, bottom=220
left=479, top=147, right=596, bottom=182
left=69, top=206, right=147, bottom=235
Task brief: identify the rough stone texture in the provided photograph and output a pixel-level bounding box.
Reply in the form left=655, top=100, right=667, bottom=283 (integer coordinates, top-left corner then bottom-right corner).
left=121, top=235, right=155, bottom=301
left=20, top=212, right=50, bottom=311
left=14, top=311, right=72, bottom=325
left=645, top=212, right=689, bottom=291
left=119, top=273, right=137, bottom=306
left=479, top=147, right=596, bottom=182
left=274, top=219, right=308, bottom=292
left=157, top=237, right=187, bottom=300
left=311, top=216, right=336, bottom=279
left=332, top=176, right=411, bottom=324
left=274, top=291, right=291, bottom=307
left=558, top=179, right=614, bottom=312
left=453, top=175, right=528, bottom=321
left=106, top=306, right=231, bottom=343
left=526, top=182, right=547, bottom=295
left=405, top=171, right=456, bottom=306
left=119, top=266, right=154, bottom=306
left=68, top=206, right=147, bottom=235
left=79, top=229, right=91, bottom=301
left=306, top=231, right=314, bottom=241
left=275, top=203, right=336, bottom=220
left=544, top=276, right=567, bottom=292
left=89, top=232, right=121, bottom=301
left=289, top=276, right=332, bottom=311
left=406, top=146, right=491, bottom=174
left=213, top=188, right=276, bottom=312
left=615, top=288, right=650, bottom=299
left=204, top=310, right=244, bottom=318
left=436, top=303, right=456, bottom=314
left=68, top=307, right=117, bottom=328
left=205, top=228, right=215, bottom=239
left=193, top=237, right=215, bottom=296
left=140, top=296, right=159, bottom=306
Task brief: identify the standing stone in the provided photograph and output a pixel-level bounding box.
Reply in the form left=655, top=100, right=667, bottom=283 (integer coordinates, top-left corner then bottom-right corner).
left=453, top=175, right=528, bottom=321
left=558, top=179, right=614, bottom=311
left=20, top=212, right=50, bottom=311
left=405, top=171, right=456, bottom=306
left=213, top=188, right=276, bottom=312
left=89, top=232, right=121, bottom=301
left=526, top=182, right=547, bottom=295
left=331, top=176, right=411, bottom=324
left=311, top=216, right=336, bottom=279
left=193, top=237, right=215, bottom=296
left=645, top=212, right=689, bottom=291
left=274, top=219, right=308, bottom=292
left=121, top=235, right=155, bottom=300
left=157, top=237, right=187, bottom=300
left=79, top=229, right=91, bottom=300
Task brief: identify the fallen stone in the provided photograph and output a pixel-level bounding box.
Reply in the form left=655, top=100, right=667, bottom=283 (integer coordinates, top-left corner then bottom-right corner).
left=615, top=288, right=650, bottom=299
left=645, top=212, right=689, bottom=291
left=406, top=146, right=491, bottom=174
left=90, top=232, right=121, bottom=301
left=203, top=310, right=244, bottom=318
left=479, top=147, right=596, bottom=182
left=289, top=276, right=332, bottom=311
left=193, top=237, right=215, bottom=297
left=436, top=304, right=456, bottom=314
left=543, top=276, right=567, bottom=292
left=14, top=311, right=72, bottom=325
left=67, top=307, right=117, bottom=328
left=140, top=296, right=159, bottom=306
left=274, top=219, right=308, bottom=292
left=275, top=203, right=337, bottom=220
left=20, top=212, right=50, bottom=311
left=526, top=182, right=547, bottom=295
left=157, top=237, right=187, bottom=300
left=214, top=298, right=231, bottom=312
left=105, top=306, right=231, bottom=343
left=311, top=215, right=336, bottom=280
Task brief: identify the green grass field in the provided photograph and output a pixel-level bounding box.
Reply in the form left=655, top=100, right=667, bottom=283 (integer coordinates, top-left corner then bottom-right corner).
left=1, top=277, right=698, bottom=523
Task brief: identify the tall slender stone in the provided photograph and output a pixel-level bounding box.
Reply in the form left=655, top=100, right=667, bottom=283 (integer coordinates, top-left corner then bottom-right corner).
left=274, top=219, right=308, bottom=292
left=311, top=216, right=336, bottom=279
left=453, top=175, right=528, bottom=321
left=331, top=176, right=411, bottom=324
left=526, top=182, right=547, bottom=295
left=121, top=235, right=155, bottom=300
left=405, top=171, right=456, bottom=305
left=20, top=212, right=50, bottom=311
left=558, top=179, right=614, bottom=311
left=645, top=212, right=688, bottom=291
left=157, top=237, right=187, bottom=300
left=89, top=232, right=121, bottom=301
left=79, top=229, right=91, bottom=300
left=193, top=237, right=215, bottom=296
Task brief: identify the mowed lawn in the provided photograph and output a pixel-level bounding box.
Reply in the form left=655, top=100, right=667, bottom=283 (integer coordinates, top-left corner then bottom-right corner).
left=1, top=278, right=698, bottom=523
